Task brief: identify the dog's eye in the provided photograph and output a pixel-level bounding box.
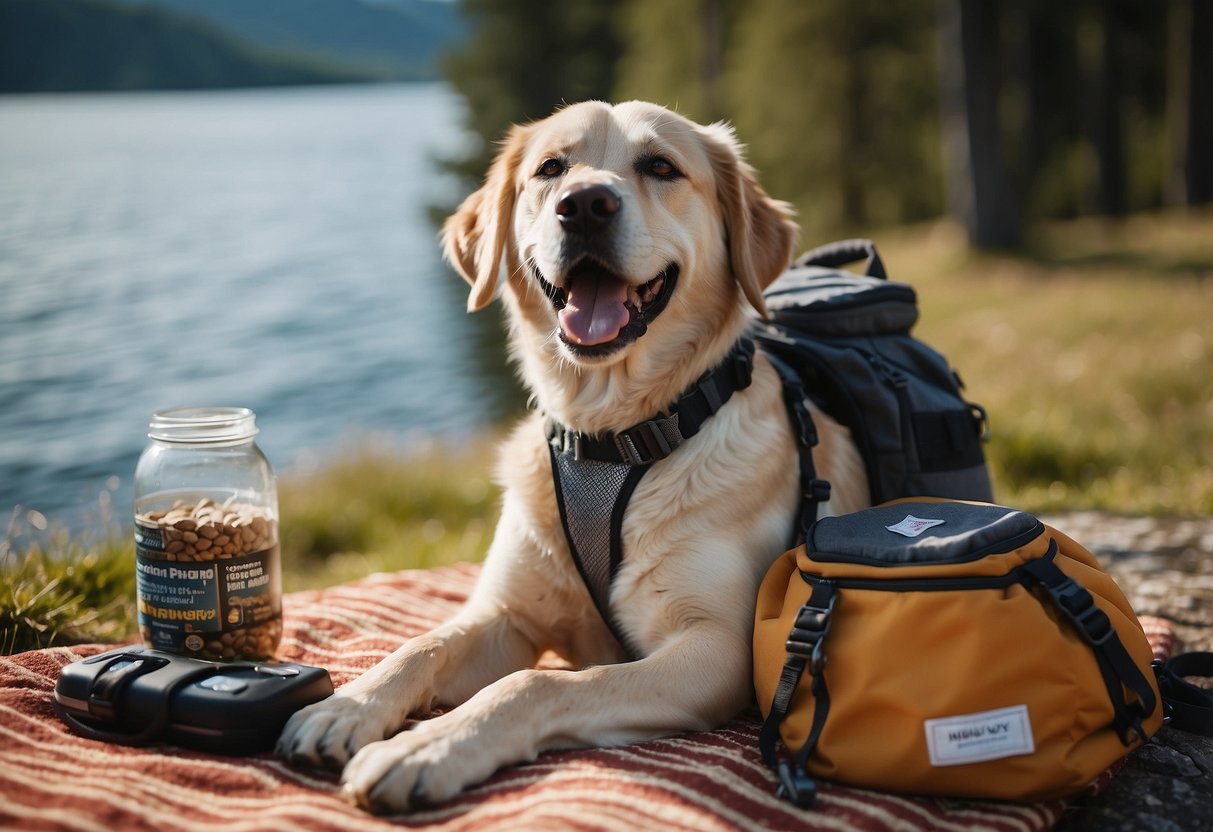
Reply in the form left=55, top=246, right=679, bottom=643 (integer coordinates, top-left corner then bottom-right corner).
left=643, top=157, right=681, bottom=180
left=536, top=158, right=566, bottom=178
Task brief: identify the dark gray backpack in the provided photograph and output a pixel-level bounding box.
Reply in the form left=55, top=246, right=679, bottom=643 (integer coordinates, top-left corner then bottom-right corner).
left=750, top=239, right=993, bottom=532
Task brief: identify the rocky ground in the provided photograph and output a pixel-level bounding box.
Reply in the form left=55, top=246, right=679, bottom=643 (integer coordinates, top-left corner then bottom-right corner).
left=1040, top=513, right=1213, bottom=832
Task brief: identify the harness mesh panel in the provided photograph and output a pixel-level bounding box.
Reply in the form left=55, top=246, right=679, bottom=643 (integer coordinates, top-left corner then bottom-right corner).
left=551, top=451, right=639, bottom=617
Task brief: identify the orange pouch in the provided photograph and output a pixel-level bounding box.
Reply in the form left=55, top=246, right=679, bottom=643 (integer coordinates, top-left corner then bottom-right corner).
left=753, top=499, right=1164, bottom=807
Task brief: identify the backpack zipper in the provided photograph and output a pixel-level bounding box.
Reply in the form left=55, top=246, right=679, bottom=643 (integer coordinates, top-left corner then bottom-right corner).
left=800, top=539, right=1058, bottom=592
left=865, top=351, right=916, bottom=478
left=800, top=569, right=1024, bottom=593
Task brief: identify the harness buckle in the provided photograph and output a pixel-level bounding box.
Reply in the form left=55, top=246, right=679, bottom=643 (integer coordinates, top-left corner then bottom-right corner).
left=792, top=399, right=818, bottom=448
left=552, top=427, right=584, bottom=461
left=732, top=346, right=753, bottom=390
left=807, top=479, right=831, bottom=505
left=615, top=419, right=675, bottom=466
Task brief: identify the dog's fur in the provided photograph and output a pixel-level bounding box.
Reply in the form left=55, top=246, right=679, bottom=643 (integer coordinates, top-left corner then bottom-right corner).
left=278, top=101, right=868, bottom=813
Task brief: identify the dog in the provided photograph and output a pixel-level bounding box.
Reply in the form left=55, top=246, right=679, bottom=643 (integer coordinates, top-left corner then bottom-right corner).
left=277, top=100, right=869, bottom=813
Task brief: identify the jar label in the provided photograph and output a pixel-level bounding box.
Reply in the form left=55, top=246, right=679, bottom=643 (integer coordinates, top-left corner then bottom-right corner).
left=135, top=521, right=281, bottom=656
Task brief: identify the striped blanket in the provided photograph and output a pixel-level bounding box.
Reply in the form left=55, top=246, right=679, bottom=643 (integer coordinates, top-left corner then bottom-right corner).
left=0, top=563, right=1176, bottom=832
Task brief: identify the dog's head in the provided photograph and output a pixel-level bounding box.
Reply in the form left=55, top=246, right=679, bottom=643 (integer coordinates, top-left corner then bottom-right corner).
left=442, top=100, right=796, bottom=386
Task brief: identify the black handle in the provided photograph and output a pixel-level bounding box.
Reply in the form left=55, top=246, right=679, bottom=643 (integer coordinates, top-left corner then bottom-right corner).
left=1156, top=651, right=1213, bottom=735
left=794, top=238, right=887, bottom=280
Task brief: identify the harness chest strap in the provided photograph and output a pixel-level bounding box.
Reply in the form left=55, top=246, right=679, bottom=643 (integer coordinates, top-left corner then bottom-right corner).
left=545, top=338, right=758, bottom=653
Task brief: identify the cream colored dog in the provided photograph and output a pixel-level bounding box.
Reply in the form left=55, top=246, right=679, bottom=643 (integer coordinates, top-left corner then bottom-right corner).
left=278, top=100, right=868, bottom=813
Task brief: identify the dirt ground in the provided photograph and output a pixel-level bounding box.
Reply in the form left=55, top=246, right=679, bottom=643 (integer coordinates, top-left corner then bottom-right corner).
left=1042, top=512, right=1213, bottom=832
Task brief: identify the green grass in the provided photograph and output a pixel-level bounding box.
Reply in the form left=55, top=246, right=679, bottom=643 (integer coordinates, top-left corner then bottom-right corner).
left=0, top=513, right=137, bottom=654
left=276, top=438, right=500, bottom=592
left=880, top=210, right=1213, bottom=514
left=3, top=210, right=1210, bottom=653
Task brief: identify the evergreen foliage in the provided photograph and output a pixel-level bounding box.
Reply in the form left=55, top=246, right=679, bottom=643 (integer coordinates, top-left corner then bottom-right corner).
left=444, top=0, right=1210, bottom=244
left=440, top=0, right=622, bottom=182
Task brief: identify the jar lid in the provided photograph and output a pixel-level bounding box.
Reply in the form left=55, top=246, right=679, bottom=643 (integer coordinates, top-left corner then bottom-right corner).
left=148, top=407, right=258, bottom=444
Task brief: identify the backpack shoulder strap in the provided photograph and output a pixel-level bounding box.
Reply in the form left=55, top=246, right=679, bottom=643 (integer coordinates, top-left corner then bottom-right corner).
left=1021, top=551, right=1159, bottom=743
left=762, top=350, right=831, bottom=539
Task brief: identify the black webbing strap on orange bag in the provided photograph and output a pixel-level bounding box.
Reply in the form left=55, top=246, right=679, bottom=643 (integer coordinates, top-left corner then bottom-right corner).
left=757, top=580, right=837, bottom=808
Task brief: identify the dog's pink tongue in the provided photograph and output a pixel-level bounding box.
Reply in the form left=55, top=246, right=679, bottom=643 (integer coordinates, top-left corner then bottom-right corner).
left=559, top=274, right=630, bottom=345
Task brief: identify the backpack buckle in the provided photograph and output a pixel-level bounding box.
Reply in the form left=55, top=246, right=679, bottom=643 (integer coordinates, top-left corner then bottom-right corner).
left=970, top=402, right=991, bottom=442
left=776, top=761, right=817, bottom=808
left=785, top=591, right=836, bottom=674
left=1051, top=578, right=1115, bottom=646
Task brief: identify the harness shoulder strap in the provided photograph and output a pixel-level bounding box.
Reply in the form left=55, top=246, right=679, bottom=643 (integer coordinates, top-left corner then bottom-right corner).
left=546, top=338, right=757, bottom=656
left=547, top=338, right=755, bottom=466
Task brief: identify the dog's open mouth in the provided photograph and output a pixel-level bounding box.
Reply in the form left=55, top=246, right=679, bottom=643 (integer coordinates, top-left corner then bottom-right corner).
left=534, top=259, right=679, bottom=357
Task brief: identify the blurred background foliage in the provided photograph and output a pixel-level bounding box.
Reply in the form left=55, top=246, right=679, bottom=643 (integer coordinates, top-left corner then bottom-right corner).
left=441, top=0, right=1211, bottom=248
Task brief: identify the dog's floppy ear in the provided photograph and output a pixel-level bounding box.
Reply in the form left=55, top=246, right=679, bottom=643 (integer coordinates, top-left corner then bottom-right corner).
left=442, top=123, right=532, bottom=312
left=700, top=122, right=798, bottom=319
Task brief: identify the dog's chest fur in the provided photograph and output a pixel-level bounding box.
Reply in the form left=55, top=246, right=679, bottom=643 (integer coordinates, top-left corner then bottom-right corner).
left=496, top=357, right=800, bottom=661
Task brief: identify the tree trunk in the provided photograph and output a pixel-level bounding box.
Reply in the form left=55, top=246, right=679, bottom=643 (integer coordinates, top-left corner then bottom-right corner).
left=839, top=1, right=867, bottom=227
left=937, top=0, right=1022, bottom=248
left=1186, top=0, right=1213, bottom=203
left=1089, top=3, right=1125, bottom=216
left=700, top=0, right=725, bottom=122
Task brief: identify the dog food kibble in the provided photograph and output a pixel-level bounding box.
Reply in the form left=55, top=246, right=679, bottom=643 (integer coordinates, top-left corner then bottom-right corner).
left=135, top=498, right=282, bottom=662
left=142, top=499, right=274, bottom=561
left=133, top=407, right=282, bottom=662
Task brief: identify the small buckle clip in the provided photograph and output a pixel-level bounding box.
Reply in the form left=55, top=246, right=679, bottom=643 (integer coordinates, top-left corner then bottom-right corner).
left=549, top=423, right=585, bottom=462
left=776, top=761, right=817, bottom=808
left=615, top=419, right=675, bottom=466
left=791, top=400, right=818, bottom=448
left=1050, top=578, right=1114, bottom=646
left=807, top=479, right=832, bottom=505
left=785, top=593, right=836, bottom=673
left=732, top=347, right=753, bottom=390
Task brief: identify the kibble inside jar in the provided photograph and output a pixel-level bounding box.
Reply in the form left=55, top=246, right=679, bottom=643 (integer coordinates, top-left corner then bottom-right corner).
left=134, top=407, right=282, bottom=661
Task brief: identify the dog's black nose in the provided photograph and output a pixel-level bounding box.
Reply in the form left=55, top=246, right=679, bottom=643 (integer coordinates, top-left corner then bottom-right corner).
left=556, top=184, right=621, bottom=233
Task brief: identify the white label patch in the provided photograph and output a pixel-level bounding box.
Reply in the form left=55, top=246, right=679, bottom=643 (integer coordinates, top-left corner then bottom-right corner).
left=925, top=705, right=1035, bottom=767
left=886, top=515, right=946, bottom=537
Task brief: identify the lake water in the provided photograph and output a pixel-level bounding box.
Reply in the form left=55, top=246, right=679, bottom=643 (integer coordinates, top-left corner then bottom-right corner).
left=0, top=83, right=522, bottom=534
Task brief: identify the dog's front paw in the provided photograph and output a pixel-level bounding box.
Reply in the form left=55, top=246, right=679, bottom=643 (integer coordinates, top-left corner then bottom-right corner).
left=340, top=719, right=502, bottom=814
left=277, top=692, right=395, bottom=770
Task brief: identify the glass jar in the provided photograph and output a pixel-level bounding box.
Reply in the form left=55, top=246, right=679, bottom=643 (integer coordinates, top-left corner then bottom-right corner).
left=133, top=407, right=282, bottom=661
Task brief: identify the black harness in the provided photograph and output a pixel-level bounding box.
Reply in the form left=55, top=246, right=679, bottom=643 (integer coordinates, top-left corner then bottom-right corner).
left=546, top=337, right=826, bottom=656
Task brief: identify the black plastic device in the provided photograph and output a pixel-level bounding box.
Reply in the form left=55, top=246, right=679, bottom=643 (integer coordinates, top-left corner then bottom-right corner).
left=53, top=645, right=333, bottom=754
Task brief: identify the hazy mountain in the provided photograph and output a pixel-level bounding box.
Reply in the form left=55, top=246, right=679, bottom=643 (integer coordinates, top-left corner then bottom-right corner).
left=0, top=0, right=372, bottom=92
left=114, top=0, right=466, bottom=80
